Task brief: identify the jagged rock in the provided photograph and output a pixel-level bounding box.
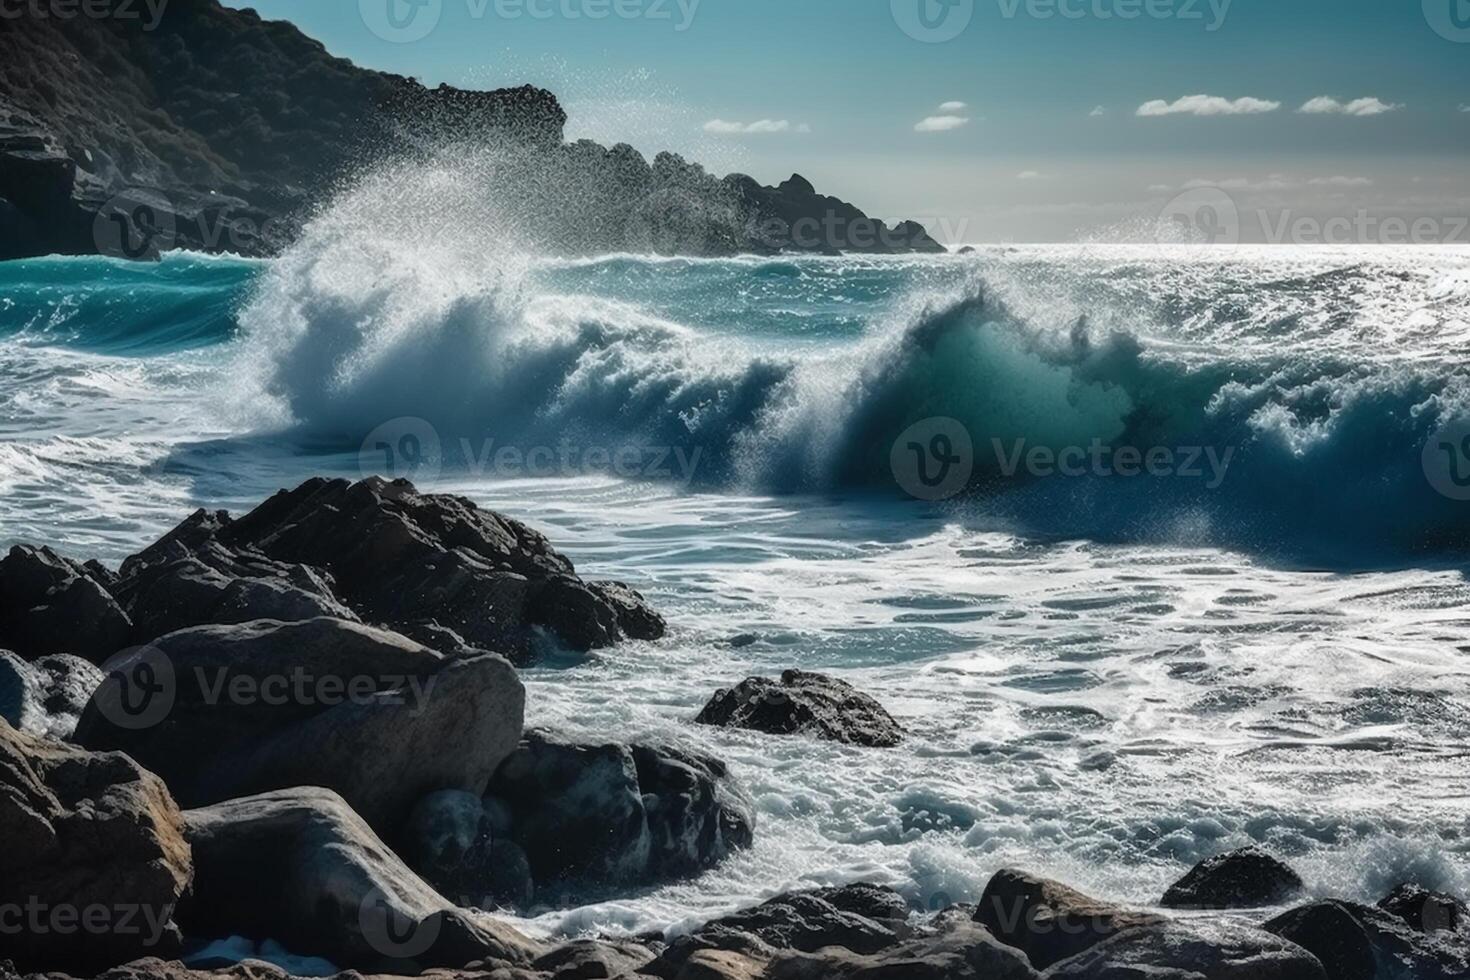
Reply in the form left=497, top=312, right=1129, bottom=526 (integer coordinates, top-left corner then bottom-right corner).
left=112, top=510, right=356, bottom=643
left=1377, top=882, right=1467, bottom=934
left=401, top=790, right=507, bottom=908
left=1265, top=899, right=1470, bottom=980
left=1160, top=846, right=1305, bottom=909
left=694, top=670, right=905, bottom=747
left=1044, top=921, right=1327, bottom=979
left=0, top=652, right=104, bottom=739
left=0, top=718, right=192, bottom=973
left=75, top=619, right=525, bottom=831
left=216, top=477, right=664, bottom=660
left=974, top=869, right=1163, bottom=970
left=0, top=545, right=131, bottom=663
left=179, top=787, right=540, bottom=972
left=485, top=730, right=754, bottom=894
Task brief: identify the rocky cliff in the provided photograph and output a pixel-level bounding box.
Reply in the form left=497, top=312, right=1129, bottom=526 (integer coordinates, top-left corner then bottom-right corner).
left=0, top=0, right=942, bottom=260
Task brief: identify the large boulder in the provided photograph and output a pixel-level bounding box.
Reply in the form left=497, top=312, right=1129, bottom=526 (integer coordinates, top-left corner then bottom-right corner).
left=179, top=787, right=540, bottom=972
left=1160, top=846, right=1305, bottom=909
left=75, top=619, right=525, bottom=831
left=215, top=477, right=664, bottom=659
left=695, top=670, right=904, bottom=747
left=485, top=731, right=754, bottom=894
left=974, top=869, right=1162, bottom=970
left=1377, top=882, right=1467, bottom=935
left=766, top=918, right=1039, bottom=980
left=0, top=651, right=104, bottom=739
left=0, top=718, right=192, bottom=973
left=0, top=545, right=131, bottom=662
left=111, top=510, right=357, bottom=643
left=1044, top=921, right=1327, bottom=979
left=1264, top=899, right=1470, bottom=980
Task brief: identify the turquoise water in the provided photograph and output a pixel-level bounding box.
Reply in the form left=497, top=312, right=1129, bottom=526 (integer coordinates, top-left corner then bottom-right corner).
left=2, top=240, right=1470, bottom=937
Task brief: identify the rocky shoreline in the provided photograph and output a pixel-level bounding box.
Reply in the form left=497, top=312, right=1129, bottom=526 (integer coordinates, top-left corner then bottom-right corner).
left=0, top=0, right=944, bottom=260
left=3, top=477, right=1468, bottom=980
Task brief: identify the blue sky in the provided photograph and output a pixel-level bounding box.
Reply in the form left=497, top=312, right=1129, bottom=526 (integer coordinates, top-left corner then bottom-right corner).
left=224, top=0, right=1470, bottom=242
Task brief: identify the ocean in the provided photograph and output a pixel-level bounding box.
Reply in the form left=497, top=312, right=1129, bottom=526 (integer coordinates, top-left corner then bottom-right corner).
left=2, top=223, right=1470, bottom=938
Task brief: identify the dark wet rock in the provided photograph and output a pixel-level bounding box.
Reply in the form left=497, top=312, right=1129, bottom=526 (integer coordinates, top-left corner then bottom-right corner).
left=0, top=545, right=132, bottom=663
left=1377, top=882, right=1467, bottom=934
left=485, top=730, right=754, bottom=894
left=974, top=868, right=1163, bottom=970
left=75, top=619, right=524, bottom=832
left=402, top=789, right=503, bottom=908
left=533, top=939, right=656, bottom=979
left=112, top=511, right=356, bottom=643
left=767, top=917, right=1039, bottom=980
left=1265, top=899, right=1470, bottom=980
left=0, top=651, right=104, bottom=739
left=1045, top=920, right=1327, bottom=980
left=217, top=477, right=664, bottom=660
left=646, top=884, right=911, bottom=978
left=694, top=670, right=905, bottom=747
left=179, top=787, right=540, bottom=973
left=0, top=718, right=193, bottom=973
left=727, top=172, right=945, bottom=255
left=1160, top=846, right=1305, bottom=909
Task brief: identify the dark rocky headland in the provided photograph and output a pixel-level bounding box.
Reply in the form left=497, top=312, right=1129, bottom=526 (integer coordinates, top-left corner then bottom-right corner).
left=0, top=0, right=944, bottom=260
left=3, top=477, right=1467, bottom=980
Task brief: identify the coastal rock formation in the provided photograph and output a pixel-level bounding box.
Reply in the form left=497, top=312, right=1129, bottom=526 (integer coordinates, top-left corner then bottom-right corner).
left=1160, top=846, right=1305, bottom=909
left=0, top=0, right=942, bottom=261
left=215, top=477, right=665, bottom=660
left=398, top=789, right=534, bottom=910
left=974, top=868, right=1163, bottom=970
left=0, top=718, right=193, bottom=973
left=694, top=670, right=905, bottom=747
left=75, top=621, right=524, bottom=832
left=1377, top=882, right=1466, bottom=934
left=764, top=918, right=1039, bottom=980
left=484, top=731, right=755, bottom=893
left=1265, top=898, right=1470, bottom=980
left=1044, top=920, right=1327, bottom=979
left=0, top=545, right=132, bottom=662
left=0, top=652, right=104, bottom=739
left=179, top=788, right=540, bottom=972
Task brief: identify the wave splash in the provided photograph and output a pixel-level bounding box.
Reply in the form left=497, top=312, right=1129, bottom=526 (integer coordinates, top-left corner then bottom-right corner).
left=217, top=151, right=1470, bottom=558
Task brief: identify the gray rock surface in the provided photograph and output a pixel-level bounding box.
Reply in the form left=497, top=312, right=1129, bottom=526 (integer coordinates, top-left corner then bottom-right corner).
left=179, top=788, right=540, bottom=972
left=695, top=670, right=904, bottom=747
left=0, top=651, right=104, bottom=739
left=1043, top=921, right=1327, bottom=979
left=0, top=718, right=193, bottom=973
left=974, top=868, right=1164, bottom=970
left=1160, top=846, right=1305, bottom=909
left=1265, top=898, right=1470, bottom=980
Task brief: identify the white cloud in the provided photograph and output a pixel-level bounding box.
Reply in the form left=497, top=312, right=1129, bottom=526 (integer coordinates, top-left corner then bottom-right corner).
left=937, top=101, right=968, bottom=112
left=1298, top=96, right=1401, bottom=116
left=1460, top=104, right=1470, bottom=113
left=1089, top=106, right=1106, bottom=117
left=1136, top=95, right=1281, bottom=117
left=1017, top=170, right=1044, bottom=180
left=703, top=119, right=811, bottom=135
left=1307, top=175, right=1373, bottom=187
left=915, top=115, right=970, bottom=132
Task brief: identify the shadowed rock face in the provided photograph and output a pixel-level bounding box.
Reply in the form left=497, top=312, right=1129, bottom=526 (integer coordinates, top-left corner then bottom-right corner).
left=1044, top=921, right=1328, bottom=980
left=0, top=545, right=131, bottom=663
left=484, top=730, right=755, bottom=895
left=695, top=670, right=905, bottom=747
left=1160, top=846, right=1305, bottom=910
left=1265, top=898, right=1470, bottom=980
left=0, top=0, right=943, bottom=260
left=0, top=718, right=193, bottom=974
left=974, top=869, right=1164, bottom=970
